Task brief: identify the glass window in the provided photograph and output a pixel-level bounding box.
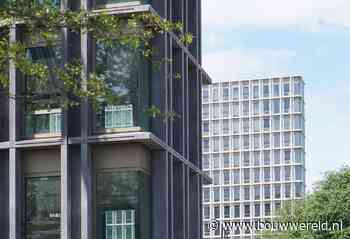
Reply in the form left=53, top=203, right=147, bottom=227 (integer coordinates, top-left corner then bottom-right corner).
left=293, top=115, right=303, bottom=130
left=252, top=101, right=260, bottom=115
left=202, top=104, right=209, bottom=119
left=222, top=103, right=230, bottom=118
left=202, top=138, right=209, bottom=153
left=263, top=117, right=270, bottom=131
left=254, top=186, right=260, bottom=200
left=202, top=121, right=209, bottom=135
left=283, top=115, right=291, bottom=130
left=274, top=184, right=281, bottom=199
left=244, top=205, right=250, bottom=218
left=264, top=168, right=270, bottom=182
left=203, top=206, right=210, bottom=219
left=243, top=169, right=250, bottom=183
left=223, top=170, right=230, bottom=185
left=242, top=101, right=249, bottom=116
left=264, top=203, right=271, bottom=216
left=254, top=168, right=260, bottom=183
left=233, top=186, right=240, bottom=201
left=263, top=100, right=270, bottom=113
left=264, top=185, right=271, bottom=199
left=222, top=153, right=230, bottom=168
left=283, top=98, right=290, bottom=113
left=212, top=87, right=219, bottom=101
left=224, top=206, right=230, bottom=218
left=212, top=120, right=219, bottom=136
left=212, top=154, right=220, bottom=169
left=202, top=88, right=209, bottom=103
left=284, top=166, right=291, bottom=181
left=253, top=134, right=260, bottom=149
left=253, top=85, right=259, bottom=99
left=263, top=85, right=270, bottom=97
left=294, top=78, right=302, bottom=95
left=223, top=136, right=230, bottom=151
left=231, top=87, right=239, bottom=100
left=253, top=152, right=260, bottom=166
left=233, top=153, right=240, bottom=167
left=285, top=183, right=291, bottom=198
left=96, top=171, right=151, bottom=239
left=294, top=132, right=304, bottom=146
left=203, top=154, right=210, bottom=169
left=25, top=177, right=60, bottom=239
left=232, top=102, right=239, bottom=117
left=213, top=188, right=220, bottom=202
left=283, top=82, right=290, bottom=96
left=295, top=165, right=303, bottom=181
left=272, top=116, right=280, bottom=131
left=242, top=86, right=249, bottom=99
left=212, top=137, right=220, bottom=152
left=273, top=133, right=280, bottom=147
left=243, top=119, right=250, bottom=133
left=263, top=151, right=271, bottom=165
left=284, top=150, right=291, bottom=163
left=232, top=136, right=240, bottom=150
left=232, top=119, right=239, bottom=134
left=263, top=134, right=270, bottom=148
left=274, top=167, right=281, bottom=181
left=203, top=188, right=210, bottom=202
left=243, top=152, right=250, bottom=166
left=222, top=85, right=229, bottom=101
left=254, top=204, right=261, bottom=217
left=296, top=182, right=303, bottom=198
left=243, top=135, right=250, bottom=149
left=223, top=187, right=230, bottom=201
left=244, top=186, right=250, bottom=200
left=294, top=98, right=303, bottom=113
left=234, top=205, right=240, bottom=218
left=274, top=150, right=281, bottom=165
left=233, top=169, right=240, bottom=184
left=273, top=84, right=280, bottom=97
left=253, top=118, right=260, bottom=132
left=212, top=104, right=220, bottom=119
left=222, top=119, right=230, bottom=134
left=283, top=132, right=291, bottom=146
left=295, top=149, right=304, bottom=164
left=214, top=206, right=220, bottom=218
left=273, top=99, right=280, bottom=113
left=95, top=41, right=150, bottom=130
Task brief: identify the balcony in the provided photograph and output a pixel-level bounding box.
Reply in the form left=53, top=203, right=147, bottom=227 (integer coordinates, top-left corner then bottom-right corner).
left=25, top=109, right=62, bottom=138
left=94, top=0, right=150, bottom=9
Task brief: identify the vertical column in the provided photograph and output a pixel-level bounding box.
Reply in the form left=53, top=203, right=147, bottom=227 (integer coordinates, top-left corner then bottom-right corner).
left=152, top=152, right=169, bottom=239
left=80, top=5, right=92, bottom=236
left=61, top=143, right=71, bottom=239
left=9, top=25, right=22, bottom=239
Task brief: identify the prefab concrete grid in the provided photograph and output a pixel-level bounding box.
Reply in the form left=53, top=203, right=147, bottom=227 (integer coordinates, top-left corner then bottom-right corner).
left=0, top=0, right=212, bottom=239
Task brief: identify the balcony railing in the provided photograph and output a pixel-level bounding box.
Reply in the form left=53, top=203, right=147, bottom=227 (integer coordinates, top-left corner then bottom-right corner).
left=104, top=104, right=134, bottom=129
left=25, top=109, right=62, bottom=138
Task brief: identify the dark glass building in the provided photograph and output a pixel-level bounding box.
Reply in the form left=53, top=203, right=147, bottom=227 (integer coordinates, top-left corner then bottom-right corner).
left=0, top=0, right=211, bottom=239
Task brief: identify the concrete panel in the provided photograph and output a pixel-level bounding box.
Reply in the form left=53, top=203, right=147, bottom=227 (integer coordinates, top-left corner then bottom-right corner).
left=92, top=143, right=151, bottom=173
left=22, top=148, right=60, bottom=175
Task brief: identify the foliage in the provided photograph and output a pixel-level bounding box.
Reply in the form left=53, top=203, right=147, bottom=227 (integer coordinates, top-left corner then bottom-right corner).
left=0, top=0, right=193, bottom=113
left=263, top=167, right=350, bottom=239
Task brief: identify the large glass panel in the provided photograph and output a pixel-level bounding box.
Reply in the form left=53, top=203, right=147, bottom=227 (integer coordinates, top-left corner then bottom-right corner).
left=25, top=177, right=60, bottom=239
left=95, top=41, right=150, bottom=131
left=25, top=45, right=63, bottom=137
left=96, top=171, right=151, bottom=239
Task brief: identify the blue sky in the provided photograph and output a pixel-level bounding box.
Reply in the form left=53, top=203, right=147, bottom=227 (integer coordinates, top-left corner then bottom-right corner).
left=201, top=0, right=350, bottom=191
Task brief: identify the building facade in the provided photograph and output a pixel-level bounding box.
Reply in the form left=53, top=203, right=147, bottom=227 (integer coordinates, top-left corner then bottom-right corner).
left=202, top=77, right=306, bottom=238
left=0, top=0, right=211, bottom=239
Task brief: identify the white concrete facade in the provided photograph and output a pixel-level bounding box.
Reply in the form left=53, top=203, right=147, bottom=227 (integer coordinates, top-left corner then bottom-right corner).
left=202, top=76, right=306, bottom=238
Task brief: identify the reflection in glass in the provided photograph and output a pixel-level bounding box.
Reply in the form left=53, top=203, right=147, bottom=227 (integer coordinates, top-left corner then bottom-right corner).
left=25, top=177, right=60, bottom=239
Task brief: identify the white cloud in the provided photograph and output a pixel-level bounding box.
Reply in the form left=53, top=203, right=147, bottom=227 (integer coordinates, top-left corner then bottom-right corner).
left=202, top=0, right=350, bottom=31
left=203, top=48, right=298, bottom=82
